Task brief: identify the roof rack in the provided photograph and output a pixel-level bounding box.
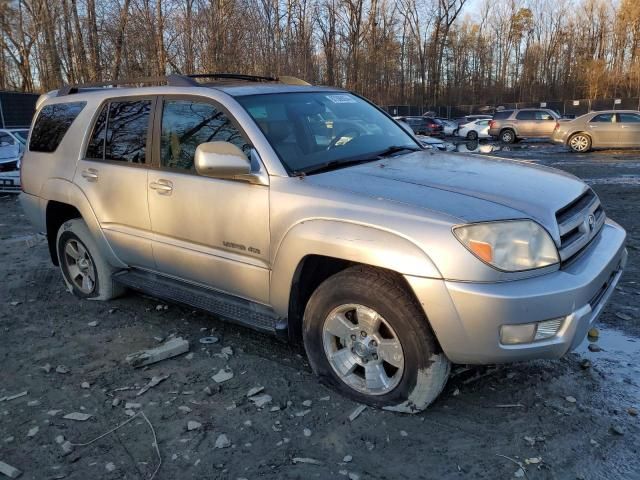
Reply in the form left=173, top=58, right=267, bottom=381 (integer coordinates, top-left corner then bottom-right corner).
left=57, top=73, right=310, bottom=96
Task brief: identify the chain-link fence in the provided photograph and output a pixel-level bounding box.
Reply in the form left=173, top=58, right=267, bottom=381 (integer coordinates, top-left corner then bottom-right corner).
left=385, top=97, right=640, bottom=119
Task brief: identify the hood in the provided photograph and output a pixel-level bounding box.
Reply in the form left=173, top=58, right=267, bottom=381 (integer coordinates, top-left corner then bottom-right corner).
left=304, top=150, right=588, bottom=238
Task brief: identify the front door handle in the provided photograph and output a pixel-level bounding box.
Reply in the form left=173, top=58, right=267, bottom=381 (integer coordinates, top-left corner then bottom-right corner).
left=149, top=180, right=173, bottom=195
left=81, top=168, right=99, bottom=182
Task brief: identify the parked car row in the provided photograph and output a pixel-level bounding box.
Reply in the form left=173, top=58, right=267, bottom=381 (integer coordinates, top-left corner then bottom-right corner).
left=394, top=108, right=640, bottom=153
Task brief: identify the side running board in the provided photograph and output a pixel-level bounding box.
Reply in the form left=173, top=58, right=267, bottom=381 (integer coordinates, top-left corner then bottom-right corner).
left=113, top=270, right=287, bottom=337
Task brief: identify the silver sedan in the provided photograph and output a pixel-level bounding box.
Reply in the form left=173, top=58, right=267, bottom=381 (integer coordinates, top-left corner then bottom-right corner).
left=552, top=110, right=640, bottom=152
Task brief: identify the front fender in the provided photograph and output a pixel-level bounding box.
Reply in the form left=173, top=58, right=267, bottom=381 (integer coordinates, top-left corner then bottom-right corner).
left=269, top=219, right=441, bottom=316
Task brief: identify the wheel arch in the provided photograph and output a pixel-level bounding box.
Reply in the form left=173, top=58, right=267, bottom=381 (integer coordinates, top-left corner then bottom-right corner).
left=41, top=179, right=126, bottom=268
left=270, top=219, right=442, bottom=339
left=566, top=130, right=592, bottom=146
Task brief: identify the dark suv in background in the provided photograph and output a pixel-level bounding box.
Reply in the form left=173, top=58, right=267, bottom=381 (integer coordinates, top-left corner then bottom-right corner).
left=398, top=116, right=444, bottom=136
left=489, top=108, right=560, bottom=143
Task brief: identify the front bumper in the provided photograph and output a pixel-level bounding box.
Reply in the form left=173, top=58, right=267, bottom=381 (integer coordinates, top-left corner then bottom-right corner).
left=406, top=219, right=627, bottom=364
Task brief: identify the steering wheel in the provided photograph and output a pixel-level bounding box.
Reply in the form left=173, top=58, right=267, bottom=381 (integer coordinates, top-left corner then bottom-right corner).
left=327, top=127, right=363, bottom=150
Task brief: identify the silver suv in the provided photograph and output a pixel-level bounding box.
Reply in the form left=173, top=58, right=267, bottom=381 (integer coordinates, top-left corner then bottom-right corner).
left=20, top=74, right=627, bottom=412
left=489, top=108, right=561, bottom=143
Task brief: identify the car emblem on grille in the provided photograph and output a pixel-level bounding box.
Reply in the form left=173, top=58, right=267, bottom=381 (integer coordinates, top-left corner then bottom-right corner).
left=587, top=214, right=595, bottom=231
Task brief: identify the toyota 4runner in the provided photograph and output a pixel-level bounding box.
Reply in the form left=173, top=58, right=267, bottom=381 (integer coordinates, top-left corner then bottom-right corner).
left=20, top=74, right=627, bottom=412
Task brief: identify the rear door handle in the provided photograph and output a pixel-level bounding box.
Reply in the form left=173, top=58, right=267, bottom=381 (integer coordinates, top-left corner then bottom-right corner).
left=149, top=180, right=173, bottom=195
left=81, top=168, right=99, bottom=182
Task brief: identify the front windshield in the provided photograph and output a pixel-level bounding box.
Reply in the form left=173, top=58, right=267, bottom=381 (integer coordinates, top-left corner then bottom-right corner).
left=237, top=92, right=419, bottom=174
left=13, top=130, right=28, bottom=144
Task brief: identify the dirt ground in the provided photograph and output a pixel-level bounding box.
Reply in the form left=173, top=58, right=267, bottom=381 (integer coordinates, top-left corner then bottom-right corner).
left=1, top=143, right=639, bottom=480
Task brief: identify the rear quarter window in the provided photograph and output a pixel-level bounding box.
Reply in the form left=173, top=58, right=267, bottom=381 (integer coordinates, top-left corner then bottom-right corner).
left=492, top=111, right=512, bottom=120
left=29, top=102, right=86, bottom=153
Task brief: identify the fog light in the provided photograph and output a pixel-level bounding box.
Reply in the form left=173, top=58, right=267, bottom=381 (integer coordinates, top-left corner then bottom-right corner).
left=500, top=324, right=536, bottom=345
left=500, top=318, right=565, bottom=345
left=534, top=318, right=564, bottom=340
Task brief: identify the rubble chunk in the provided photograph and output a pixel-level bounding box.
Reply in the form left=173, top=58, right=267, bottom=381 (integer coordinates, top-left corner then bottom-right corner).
left=187, top=421, right=202, bottom=431
left=125, top=338, right=189, bottom=368
left=292, top=457, right=322, bottom=465
left=63, top=412, right=92, bottom=421
left=212, top=369, right=234, bottom=384
left=249, top=394, right=272, bottom=408
left=215, top=434, right=231, bottom=449
left=348, top=405, right=366, bottom=422
left=0, top=461, right=22, bottom=478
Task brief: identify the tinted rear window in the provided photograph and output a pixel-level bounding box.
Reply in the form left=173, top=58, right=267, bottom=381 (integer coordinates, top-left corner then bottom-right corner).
left=29, top=102, right=86, bottom=152
left=493, top=111, right=512, bottom=120
left=515, top=110, right=536, bottom=120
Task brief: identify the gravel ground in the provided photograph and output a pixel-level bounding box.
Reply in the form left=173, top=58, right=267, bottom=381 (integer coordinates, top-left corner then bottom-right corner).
left=1, top=143, right=639, bottom=480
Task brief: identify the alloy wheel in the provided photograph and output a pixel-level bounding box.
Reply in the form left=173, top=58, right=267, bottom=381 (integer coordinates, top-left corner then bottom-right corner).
left=322, top=304, right=404, bottom=396
left=570, top=134, right=589, bottom=152
left=63, top=238, right=96, bottom=294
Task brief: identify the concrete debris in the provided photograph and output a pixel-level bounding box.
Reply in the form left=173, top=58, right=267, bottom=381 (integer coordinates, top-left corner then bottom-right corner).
left=400, top=430, right=408, bottom=437
left=111, top=399, right=120, bottom=408
left=81, top=382, right=90, bottom=389
left=125, top=337, right=189, bottom=368
left=523, top=436, right=536, bottom=446
left=295, top=409, right=311, bottom=417
left=199, top=336, right=219, bottom=345
left=243, top=420, right=252, bottom=427
left=302, top=400, right=312, bottom=407
left=124, top=402, right=141, bottom=409
left=220, top=346, right=233, bottom=357
left=525, top=457, right=542, bottom=464
left=303, top=428, right=312, bottom=437
left=270, top=406, right=281, bottom=412
left=615, top=312, right=632, bottom=321
left=27, top=400, right=40, bottom=407
left=42, top=364, right=52, bottom=373
left=348, top=473, right=360, bottom=480
left=4, top=437, right=14, bottom=443
left=0, top=460, right=22, bottom=478
left=319, top=396, right=330, bottom=401
left=203, top=386, right=213, bottom=396
left=8, top=301, right=21, bottom=306
left=178, top=406, right=192, bottom=413
left=185, top=353, right=194, bottom=360
left=87, top=321, right=98, bottom=327
left=187, top=421, right=202, bottom=431
left=0, top=391, right=27, bottom=402
left=56, top=366, right=69, bottom=374
left=137, top=375, right=169, bottom=396
left=63, top=412, right=92, bottom=421
left=124, top=410, right=136, bottom=417
left=27, top=426, right=39, bottom=438
left=212, top=369, right=234, bottom=384
left=47, top=410, right=61, bottom=416
left=292, top=457, right=322, bottom=465
left=628, top=407, right=638, bottom=417
left=215, top=434, right=231, bottom=449
left=249, top=394, right=272, bottom=408
left=588, top=344, right=602, bottom=352
left=610, top=425, right=624, bottom=435
left=56, top=436, right=74, bottom=456
left=343, top=455, right=353, bottom=463
left=105, top=462, right=116, bottom=472
left=348, top=405, right=367, bottom=422
left=565, top=396, right=577, bottom=403
left=247, top=386, right=265, bottom=397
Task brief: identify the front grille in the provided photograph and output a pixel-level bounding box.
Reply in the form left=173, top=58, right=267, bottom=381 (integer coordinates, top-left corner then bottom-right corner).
left=0, top=160, right=18, bottom=172
left=556, top=189, right=605, bottom=264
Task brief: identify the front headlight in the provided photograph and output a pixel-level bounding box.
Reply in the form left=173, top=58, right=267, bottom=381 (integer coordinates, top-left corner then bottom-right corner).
left=453, top=220, right=559, bottom=272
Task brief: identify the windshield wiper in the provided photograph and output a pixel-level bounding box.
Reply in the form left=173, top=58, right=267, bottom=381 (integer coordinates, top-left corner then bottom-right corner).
left=294, top=145, right=421, bottom=176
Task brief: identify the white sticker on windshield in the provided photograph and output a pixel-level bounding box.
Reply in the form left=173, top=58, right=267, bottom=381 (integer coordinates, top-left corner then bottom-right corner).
left=326, top=94, right=356, bottom=104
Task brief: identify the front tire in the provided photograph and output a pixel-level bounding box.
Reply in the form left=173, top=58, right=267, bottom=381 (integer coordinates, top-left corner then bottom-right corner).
left=568, top=133, right=591, bottom=152
left=302, top=266, right=450, bottom=413
left=56, top=218, right=123, bottom=300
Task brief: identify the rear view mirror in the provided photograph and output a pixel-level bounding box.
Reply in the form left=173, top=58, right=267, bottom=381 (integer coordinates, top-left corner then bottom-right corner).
left=195, top=141, right=251, bottom=178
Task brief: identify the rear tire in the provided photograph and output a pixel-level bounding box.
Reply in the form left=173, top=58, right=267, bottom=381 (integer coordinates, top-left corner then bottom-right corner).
left=302, top=266, right=450, bottom=413
left=500, top=129, right=516, bottom=144
left=466, top=130, right=478, bottom=140
left=56, top=218, right=124, bottom=300
left=568, top=133, right=591, bottom=153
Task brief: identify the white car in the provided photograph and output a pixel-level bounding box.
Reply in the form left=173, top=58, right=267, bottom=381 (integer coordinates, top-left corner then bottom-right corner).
left=457, top=119, right=491, bottom=140
left=437, top=119, right=458, bottom=136
left=0, top=128, right=28, bottom=169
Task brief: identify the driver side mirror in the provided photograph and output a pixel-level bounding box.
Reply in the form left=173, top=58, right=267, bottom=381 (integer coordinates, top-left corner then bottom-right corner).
left=195, top=141, right=251, bottom=179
